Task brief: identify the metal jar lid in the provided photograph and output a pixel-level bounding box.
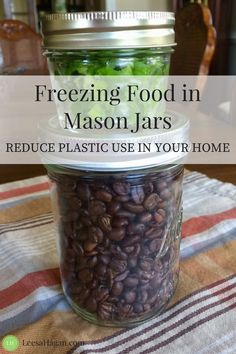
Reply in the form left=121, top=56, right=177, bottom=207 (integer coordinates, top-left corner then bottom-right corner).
left=41, top=11, right=175, bottom=50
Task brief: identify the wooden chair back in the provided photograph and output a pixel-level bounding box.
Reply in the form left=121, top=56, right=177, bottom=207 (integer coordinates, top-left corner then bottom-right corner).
left=170, top=3, right=216, bottom=75
left=0, top=19, right=48, bottom=75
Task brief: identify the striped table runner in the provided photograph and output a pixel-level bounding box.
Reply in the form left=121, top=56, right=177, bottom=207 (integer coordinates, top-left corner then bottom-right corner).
left=0, top=172, right=236, bottom=354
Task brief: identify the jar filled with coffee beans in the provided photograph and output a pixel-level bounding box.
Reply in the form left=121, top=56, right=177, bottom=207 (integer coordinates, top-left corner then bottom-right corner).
left=41, top=11, right=188, bottom=326
left=46, top=160, right=185, bottom=326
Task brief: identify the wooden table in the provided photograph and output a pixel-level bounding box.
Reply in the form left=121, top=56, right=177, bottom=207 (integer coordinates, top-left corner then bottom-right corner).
left=0, top=165, right=236, bottom=185
left=186, top=165, right=236, bottom=185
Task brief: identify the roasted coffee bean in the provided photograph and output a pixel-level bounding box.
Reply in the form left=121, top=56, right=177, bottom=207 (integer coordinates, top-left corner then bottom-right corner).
left=110, top=259, right=127, bottom=273
left=143, top=304, right=151, bottom=312
left=154, top=209, right=166, bottom=224
left=137, top=268, right=155, bottom=281
left=145, top=228, right=163, bottom=240
left=144, top=181, right=154, bottom=194
left=160, top=188, right=171, bottom=200
left=102, top=238, right=111, bottom=249
left=111, top=281, right=123, bottom=296
left=75, top=221, right=84, bottom=232
left=139, top=212, right=152, bottom=224
left=142, top=245, right=151, bottom=257
left=110, top=245, right=128, bottom=260
left=61, top=196, right=81, bottom=212
left=78, top=269, right=93, bottom=284
left=123, top=202, right=145, bottom=214
left=70, top=196, right=82, bottom=210
left=76, top=229, right=88, bottom=242
left=88, top=200, right=106, bottom=216
left=127, top=223, right=145, bottom=235
left=115, top=270, right=129, bottom=282
left=72, top=243, right=84, bottom=257
left=57, top=177, right=77, bottom=192
left=98, top=214, right=112, bottom=232
left=116, top=210, right=136, bottom=220
left=84, top=297, right=97, bottom=313
left=98, top=302, right=113, bottom=320
left=99, top=254, right=110, bottom=265
left=144, top=193, right=160, bottom=210
left=124, top=290, right=136, bottom=304
left=72, top=288, right=90, bottom=304
left=149, top=238, right=162, bottom=253
left=134, top=303, right=143, bottom=314
left=156, top=180, right=168, bottom=191
left=107, top=201, right=121, bottom=215
left=115, top=195, right=130, bottom=202
left=113, top=182, right=130, bottom=196
left=63, top=248, right=76, bottom=261
left=139, top=258, right=153, bottom=272
left=88, top=226, right=103, bottom=243
left=122, top=235, right=140, bottom=247
left=83, top=240, right=97, bottom=253
left=124, top=276, right=139, bottom=288
left=140, top=289, right=148, bottom=303
left=112, top=217, right=129, bottom=228
left=118, top=303, right=133, bottom=318
left=96, top=263, right=107, bottom=277
left=130, top=244, right=141, bottom=257
left=87, top=256, right=98, bottom=268
left=63, top=222, right=74, bottom=238
left=131, top=186, right=145, bottom=204
left=109, top=228, right=125, bottom=241
left=95, top=190, right=113, bottom=203
left=80, top=215, right=93, bottom=227
left=150, top=275, right=162, bottom=288
left=123, top=246, right=135, bottom=254
left=69, top=284, right=84, bottom=296
left=128, top=257, right=138, bottom=268
left=77, top=183, right=90, bottom=201
left=95, top=287, right=109, bottom=303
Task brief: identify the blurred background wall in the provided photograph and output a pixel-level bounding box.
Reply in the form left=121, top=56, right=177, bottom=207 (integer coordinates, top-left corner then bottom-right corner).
left=0, top=1, right=3, bottom=19
left=104, top=0, right=172, bottom=11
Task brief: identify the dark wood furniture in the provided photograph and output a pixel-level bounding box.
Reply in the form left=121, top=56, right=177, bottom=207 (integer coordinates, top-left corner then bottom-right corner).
left=0, top=19, right=48, bottom=75
left=170, top=2, right=216, bottom=75
left=171, top=0, right=233, bottom=75
left=208, top=0, right=233, bottom=75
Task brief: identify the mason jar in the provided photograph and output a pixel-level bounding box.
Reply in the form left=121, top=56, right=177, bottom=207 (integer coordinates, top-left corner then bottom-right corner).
left=41, top=11, right=187, bottom=327
left=42, top=11, right=175, bottom=77
left=46, top=163, right=183, bottom=326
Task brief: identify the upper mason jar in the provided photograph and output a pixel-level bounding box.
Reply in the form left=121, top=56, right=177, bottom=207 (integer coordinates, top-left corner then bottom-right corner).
left=41, top=11, right=176, bottom=76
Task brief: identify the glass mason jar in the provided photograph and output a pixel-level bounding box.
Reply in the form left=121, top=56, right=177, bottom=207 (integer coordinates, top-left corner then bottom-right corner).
left=47, top=163, right=183, bottom=326
left=41, top=11, right=187, bottom=326
left=42, top=12, right=175, bottom=77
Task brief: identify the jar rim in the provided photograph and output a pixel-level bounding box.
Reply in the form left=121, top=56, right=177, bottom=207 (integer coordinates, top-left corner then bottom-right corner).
left=39, top=112, right=189, bottom=172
